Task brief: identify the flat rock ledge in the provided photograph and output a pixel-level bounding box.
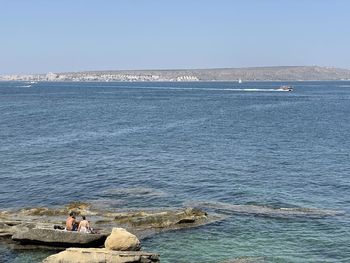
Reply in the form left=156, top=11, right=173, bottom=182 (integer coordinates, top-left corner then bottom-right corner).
left=1, top=205, right=221, bottom=245
left=42, top=248, right=160, bottom=263
left=12, top=228, right=107, bottom=247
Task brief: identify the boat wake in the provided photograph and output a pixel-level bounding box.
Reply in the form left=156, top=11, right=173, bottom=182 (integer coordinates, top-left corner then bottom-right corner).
left=224, top=88, right=289, bottom=92
left=94, top=85, right=292, bottom=92
left=152, top=87, right=292, bottom=92
left=141, top=87, right=292, bottom=92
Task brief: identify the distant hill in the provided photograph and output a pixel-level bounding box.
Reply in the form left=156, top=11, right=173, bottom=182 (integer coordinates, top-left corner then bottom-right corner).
left=3, top=66, right=350, bottom=82
left=68, top=66, right=350, bottom=81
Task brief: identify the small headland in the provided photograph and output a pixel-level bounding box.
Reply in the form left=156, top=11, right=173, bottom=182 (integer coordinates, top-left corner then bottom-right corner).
left=0, top=201, right=223, bottom=262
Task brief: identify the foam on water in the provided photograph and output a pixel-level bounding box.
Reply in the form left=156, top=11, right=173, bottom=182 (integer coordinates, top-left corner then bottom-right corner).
left=105, top=86, right=293, bottom=92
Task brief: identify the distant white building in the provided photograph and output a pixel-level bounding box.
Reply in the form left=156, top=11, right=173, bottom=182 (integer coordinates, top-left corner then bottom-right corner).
left=46, top=72, right=57, bottom=81
left=176, top=75, right=199, bottom=81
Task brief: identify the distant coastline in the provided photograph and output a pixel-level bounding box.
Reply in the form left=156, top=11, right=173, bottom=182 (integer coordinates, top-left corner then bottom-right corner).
left=2, top=66, right=350, bottom=82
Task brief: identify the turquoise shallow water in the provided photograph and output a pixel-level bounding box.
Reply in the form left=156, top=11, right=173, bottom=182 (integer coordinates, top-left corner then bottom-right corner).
left=0, top=81, right=349, bottom=262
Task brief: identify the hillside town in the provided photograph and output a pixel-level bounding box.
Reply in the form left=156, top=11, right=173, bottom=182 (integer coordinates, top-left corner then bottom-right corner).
left=0, top=72, right=200, bottom=82
left=1, top=66, right=350, bottom=82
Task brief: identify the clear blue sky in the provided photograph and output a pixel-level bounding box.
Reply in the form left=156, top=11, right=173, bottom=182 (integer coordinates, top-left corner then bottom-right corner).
left=1, top=0, right=349, bottom=74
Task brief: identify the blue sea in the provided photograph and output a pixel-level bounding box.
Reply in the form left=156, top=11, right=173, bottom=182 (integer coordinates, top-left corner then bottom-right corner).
left=0, top=81, right=349, bottom=262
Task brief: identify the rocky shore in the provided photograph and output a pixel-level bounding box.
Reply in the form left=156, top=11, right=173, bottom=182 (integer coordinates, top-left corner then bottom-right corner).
left=0, top=202, right=218, bottom=240
left=43, top=248, right=160, bottom=263
left=42, top=227, right=159, bottom=263
left=0, top=201, right=223, bottom=262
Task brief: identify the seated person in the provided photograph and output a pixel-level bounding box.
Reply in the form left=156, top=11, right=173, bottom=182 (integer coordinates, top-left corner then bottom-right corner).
left=65, top=212, right=75, bottom=231
left=78, top=216, right=91, bottom=233
left=72, top=215, right=79, bottom=231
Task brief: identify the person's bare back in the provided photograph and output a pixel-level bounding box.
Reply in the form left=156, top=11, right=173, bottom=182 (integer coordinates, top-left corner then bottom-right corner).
left=78, top=216, right=90, bottom=233
left=65, top=213, right=75, bottom=231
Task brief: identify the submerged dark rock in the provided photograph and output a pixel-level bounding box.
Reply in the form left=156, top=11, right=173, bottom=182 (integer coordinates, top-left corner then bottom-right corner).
left=113, top=207, right=208, bottom=228
left=219, top=257, right=266, bottom=263
left=197, top=201, right=344, bottom=218
left=18, top=202, right=95, bottom=217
